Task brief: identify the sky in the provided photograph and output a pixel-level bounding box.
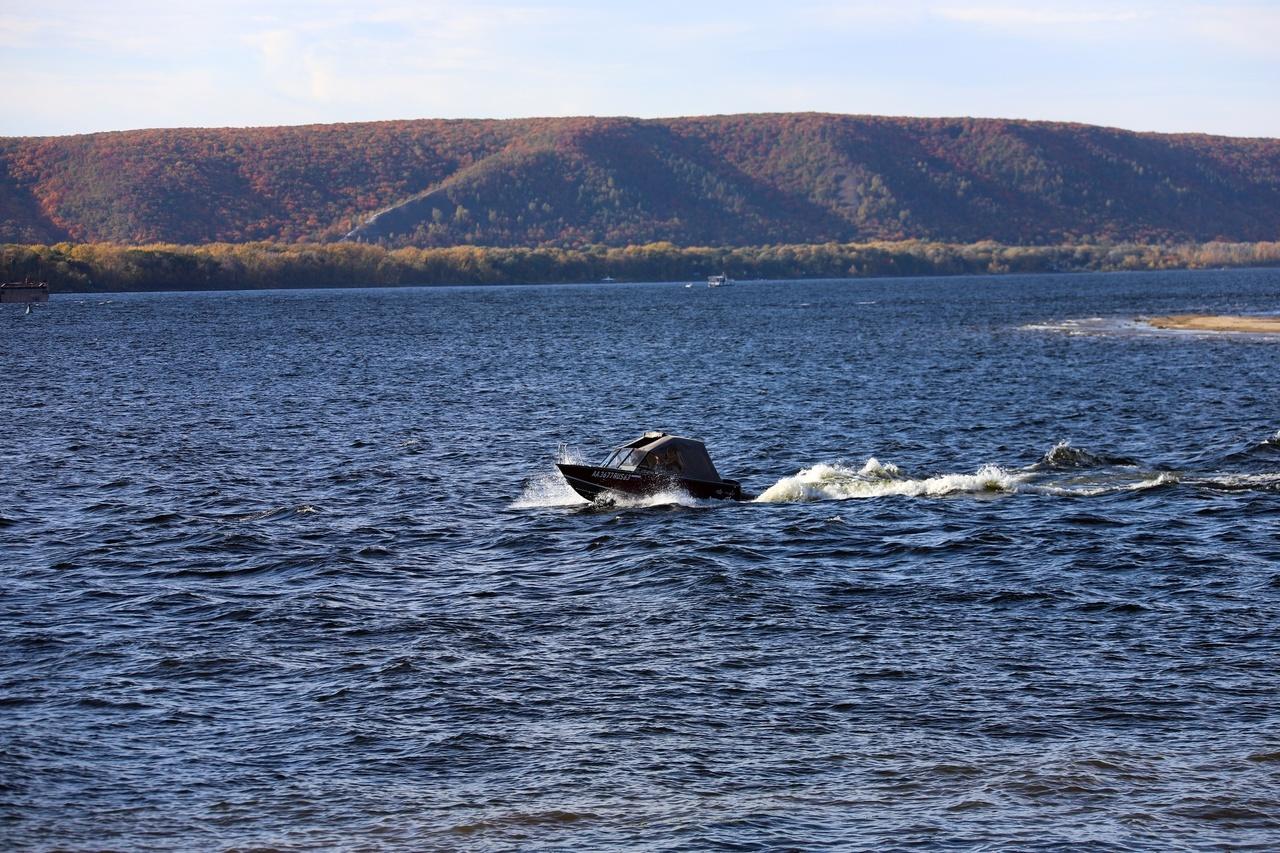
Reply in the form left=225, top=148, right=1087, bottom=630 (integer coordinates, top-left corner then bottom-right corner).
left=2, top=0, right=1278, bottom=138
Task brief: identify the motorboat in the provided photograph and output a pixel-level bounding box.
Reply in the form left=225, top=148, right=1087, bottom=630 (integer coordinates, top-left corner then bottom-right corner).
left=557, top=431, right=745, bottom=501
left=707, top=274, right=732, bottom=288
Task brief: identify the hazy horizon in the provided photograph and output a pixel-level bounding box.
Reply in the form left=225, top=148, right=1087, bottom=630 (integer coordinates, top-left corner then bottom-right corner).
left=4, top=109, right=1278, bottom=141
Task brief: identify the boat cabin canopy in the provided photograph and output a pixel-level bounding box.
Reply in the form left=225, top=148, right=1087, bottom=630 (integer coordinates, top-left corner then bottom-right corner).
left=600, top=431, right=723, bottom=481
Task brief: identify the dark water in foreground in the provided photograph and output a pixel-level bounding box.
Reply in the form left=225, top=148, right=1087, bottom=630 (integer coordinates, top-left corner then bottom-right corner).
left=3, top=269, right=1280, bottom=850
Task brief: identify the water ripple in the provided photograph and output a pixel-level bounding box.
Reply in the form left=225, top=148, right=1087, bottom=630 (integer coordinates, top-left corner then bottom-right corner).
left=3, top=271, right=1280, bottom=848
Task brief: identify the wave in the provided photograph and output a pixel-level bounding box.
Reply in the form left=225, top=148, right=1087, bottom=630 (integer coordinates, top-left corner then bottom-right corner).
left=1242, top=428, right=1280, bottom=454
left=754, top=459, right=1028, bottom=503
left=1026, top=471, right=1181, bottom=497
left=1033, top=440, right=1139, bottom=470
left=1189, top=472, right=1280, bottom=493
left=1209, top=429, right=1280, bottom=466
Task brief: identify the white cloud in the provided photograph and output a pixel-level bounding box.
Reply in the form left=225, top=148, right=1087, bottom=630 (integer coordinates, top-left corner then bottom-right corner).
left=239, top=2, right=561, bottom=106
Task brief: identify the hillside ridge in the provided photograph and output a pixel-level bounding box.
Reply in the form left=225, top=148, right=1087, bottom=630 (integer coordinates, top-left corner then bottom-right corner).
left=2, top=113, right=1278, bottom=247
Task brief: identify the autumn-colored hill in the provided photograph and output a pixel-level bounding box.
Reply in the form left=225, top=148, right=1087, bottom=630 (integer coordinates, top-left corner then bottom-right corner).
left=2, top=114, right=1279, bottom=247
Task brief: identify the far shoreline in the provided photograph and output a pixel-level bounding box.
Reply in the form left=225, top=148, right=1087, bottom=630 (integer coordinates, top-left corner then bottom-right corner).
left=1148, top=314, right=1280, bottom=334
left=5, top=239, right=1280, bottom=295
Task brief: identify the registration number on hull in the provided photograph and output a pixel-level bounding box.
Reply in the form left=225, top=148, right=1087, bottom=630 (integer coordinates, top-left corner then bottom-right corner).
left=592, top=469, right=638, bottom=481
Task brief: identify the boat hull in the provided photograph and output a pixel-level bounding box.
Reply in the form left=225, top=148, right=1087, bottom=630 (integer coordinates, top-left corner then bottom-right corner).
left=556, top=463, right=743, bottom=502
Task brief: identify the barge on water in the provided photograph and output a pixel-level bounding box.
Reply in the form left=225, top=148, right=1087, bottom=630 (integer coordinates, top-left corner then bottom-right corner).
left=1, top=279, right=49, bottom=304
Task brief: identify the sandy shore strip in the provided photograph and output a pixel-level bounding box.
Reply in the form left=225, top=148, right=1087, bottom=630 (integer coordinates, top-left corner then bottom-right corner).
left=1148, top=314, right=1280, bottom=333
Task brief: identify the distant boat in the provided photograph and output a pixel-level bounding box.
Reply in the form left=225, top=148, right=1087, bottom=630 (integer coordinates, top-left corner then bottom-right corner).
left=601, top=276, right=616, bottom=283
left=707, top=274, right=733, bottom=288
left=1, top=278, right=49, bottom=305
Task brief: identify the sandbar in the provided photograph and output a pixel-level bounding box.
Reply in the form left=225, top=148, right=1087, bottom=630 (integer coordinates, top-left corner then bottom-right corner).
left=1147, top=314, right=1280, bottom=334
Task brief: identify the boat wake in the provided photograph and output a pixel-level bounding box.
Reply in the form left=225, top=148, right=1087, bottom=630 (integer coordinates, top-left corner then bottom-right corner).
left=516, top=435, right=1280, bottom=509
left=754, top=459, right=1028, bottom=503
left=752, top=438, right=1279, bottom=504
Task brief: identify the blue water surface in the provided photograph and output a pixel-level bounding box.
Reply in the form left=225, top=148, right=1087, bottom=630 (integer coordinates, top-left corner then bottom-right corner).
left=3, top=269, right=1279, bottom=850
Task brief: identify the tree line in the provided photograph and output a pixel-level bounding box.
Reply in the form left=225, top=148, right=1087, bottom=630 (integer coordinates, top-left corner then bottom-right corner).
left=3, top=239, right=1278, bottom=293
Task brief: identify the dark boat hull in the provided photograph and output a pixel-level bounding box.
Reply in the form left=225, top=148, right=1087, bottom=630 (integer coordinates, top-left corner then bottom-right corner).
left=556, top=463, right=743, bottom=502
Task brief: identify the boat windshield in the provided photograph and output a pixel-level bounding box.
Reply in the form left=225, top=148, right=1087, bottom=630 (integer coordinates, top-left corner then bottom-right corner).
left=602, top=448, right=647, bottom=469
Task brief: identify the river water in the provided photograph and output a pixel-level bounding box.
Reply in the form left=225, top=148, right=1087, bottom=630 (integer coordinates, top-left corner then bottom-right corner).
left=3, top=269, right=1279, bottom=849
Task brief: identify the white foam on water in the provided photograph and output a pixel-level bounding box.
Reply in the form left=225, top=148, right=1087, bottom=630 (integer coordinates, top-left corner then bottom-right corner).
left=604, top=488, right=707, bottom=509
left=1023, top=470, right=1181, bottom=497
left=858, top=457, right=902, bottom=478
left=1019, top=317, right=1153, bottom=337
left=510, top=469, right=588, bottom=509
left=510, top=445, right=596, bottom=508
left=754, top=458, right=1027, bottom=503
left=1192, top=472, right=1280, bottom=491
left=1130, top=471, right=1181, bottom=491
left=1023, top=483, right=1109, bottom=497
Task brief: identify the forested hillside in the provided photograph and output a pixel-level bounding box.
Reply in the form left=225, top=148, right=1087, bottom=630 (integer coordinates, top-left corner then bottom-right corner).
left=2, top=114, right=1278, bottom=247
